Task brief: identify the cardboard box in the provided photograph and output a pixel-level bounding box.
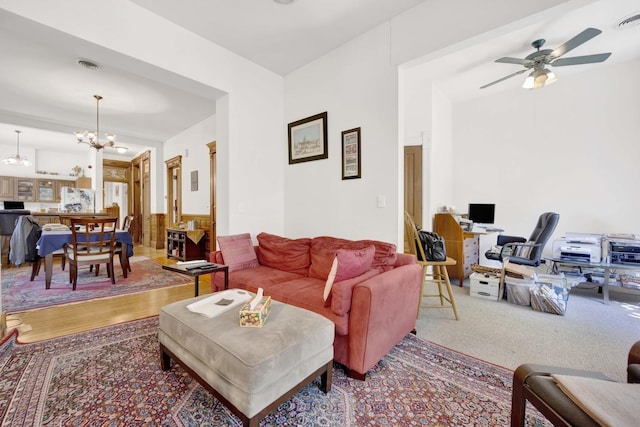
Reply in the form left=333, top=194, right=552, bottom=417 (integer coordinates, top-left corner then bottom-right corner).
left=502, top=259, right=536, bottom=279
left=469, top=272, right=501, bottom=301
left=239, top=296, right=272, bottom=327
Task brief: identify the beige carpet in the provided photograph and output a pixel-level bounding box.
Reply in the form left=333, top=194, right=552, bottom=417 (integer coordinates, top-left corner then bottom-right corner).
left=416, top=280, right=640, bottom=382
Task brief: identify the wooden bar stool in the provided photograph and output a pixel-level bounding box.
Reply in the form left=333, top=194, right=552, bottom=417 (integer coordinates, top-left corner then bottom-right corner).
left=417, top=257, right=459, bottom=319
left=404, top=212, right=459, bottom=320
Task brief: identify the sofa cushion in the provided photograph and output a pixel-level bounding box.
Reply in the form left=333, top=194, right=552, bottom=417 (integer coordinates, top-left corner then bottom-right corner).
left=355, top=239, right=397, bottom=269
left=262, top=276, right=350, bottom=336
left=210, top=265, right=303, bottom=293
left=217, top=233, right=259, bottom=272
left=256, top=232, right=311, bottom=275
left=323, top=245, right=375, bottom=304
left=309, top=236, right=397, bottom=280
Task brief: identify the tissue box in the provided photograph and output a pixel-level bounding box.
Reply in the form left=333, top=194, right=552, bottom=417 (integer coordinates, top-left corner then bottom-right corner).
left=239, top=296, right=272, bottom=327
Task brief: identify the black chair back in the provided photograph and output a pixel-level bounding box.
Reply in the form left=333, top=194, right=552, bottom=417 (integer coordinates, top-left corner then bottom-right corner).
left=527, top=212, right=559, bottom=263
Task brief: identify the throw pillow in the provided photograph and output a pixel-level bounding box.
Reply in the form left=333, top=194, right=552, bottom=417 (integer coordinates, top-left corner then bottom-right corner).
left=217, top=233, right=259, bottom=272
left=323, top=245, right=375, bottom=303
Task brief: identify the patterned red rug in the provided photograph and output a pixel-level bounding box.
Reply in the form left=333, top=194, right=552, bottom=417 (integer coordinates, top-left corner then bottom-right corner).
left=1, top=257, right=193, bottom=313
left=0, top=317, right=550, bottom=426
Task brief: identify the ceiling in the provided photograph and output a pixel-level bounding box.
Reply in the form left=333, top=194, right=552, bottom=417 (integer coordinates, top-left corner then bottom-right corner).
left=416, top=0, right=640, bottom=103
left=1, top=0, right=639, bottom=157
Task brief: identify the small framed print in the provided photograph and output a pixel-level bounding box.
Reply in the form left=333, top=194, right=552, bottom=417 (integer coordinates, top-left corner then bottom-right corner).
left=190, top=170, right=198, bottom=191
left=341, top=127, right=361, bottom=180
left=288, top=112, right=328, bottom=164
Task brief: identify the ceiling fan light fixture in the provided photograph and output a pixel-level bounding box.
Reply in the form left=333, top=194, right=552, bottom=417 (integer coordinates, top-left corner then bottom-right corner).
left=522, top=68, right=557, bottom=89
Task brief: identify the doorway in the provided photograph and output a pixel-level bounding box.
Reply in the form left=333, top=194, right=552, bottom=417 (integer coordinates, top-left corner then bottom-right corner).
left=103, top=159, right=131, bottom=230
left=404, top=145, right=423, bottom=252
left=207, top=141, right=217, bottom=250
left=165, top=155, right=182, bottom=228
left=131, top=150, right=151, bottom=246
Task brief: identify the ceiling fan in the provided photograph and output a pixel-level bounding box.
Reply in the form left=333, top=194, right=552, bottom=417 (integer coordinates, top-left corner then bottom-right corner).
left=480, top=27, right=611, bottom=90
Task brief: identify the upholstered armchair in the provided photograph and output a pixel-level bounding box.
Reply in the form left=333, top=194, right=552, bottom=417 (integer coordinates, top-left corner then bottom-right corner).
left=511, top=340, right=640, bottom=426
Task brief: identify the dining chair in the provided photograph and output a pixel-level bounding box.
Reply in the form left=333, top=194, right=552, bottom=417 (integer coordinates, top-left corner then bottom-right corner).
left=64, top=217, right=118, bottom=290
left=114, top=215, right=134, bottom=277
left=404, top=211, right=459, bottom=320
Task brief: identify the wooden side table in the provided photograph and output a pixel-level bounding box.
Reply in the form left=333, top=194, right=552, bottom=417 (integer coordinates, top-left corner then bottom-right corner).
left=166, top=228, right=205, bottom=261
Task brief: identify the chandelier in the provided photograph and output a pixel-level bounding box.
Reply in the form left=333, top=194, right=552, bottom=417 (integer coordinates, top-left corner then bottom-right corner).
left=2, top=130, right=32, bottom=167
left=75, top=95, right=127, bottom=153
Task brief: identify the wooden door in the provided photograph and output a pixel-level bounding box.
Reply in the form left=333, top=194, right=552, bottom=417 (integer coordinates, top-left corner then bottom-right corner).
left=404, top=145, right=423, bottom=252
left=142, top=154, right=151, bottom=247
left=131, top=159, right=142, bottom=244
left=165, top=156, right=182, bottom=229
left=208, top=141, right=217, bottom=250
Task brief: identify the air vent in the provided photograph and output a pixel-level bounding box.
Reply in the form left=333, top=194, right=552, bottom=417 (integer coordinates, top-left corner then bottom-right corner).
left=617, top=12, right=640, bottom=29
left=77, top=58, right=100, bottom=70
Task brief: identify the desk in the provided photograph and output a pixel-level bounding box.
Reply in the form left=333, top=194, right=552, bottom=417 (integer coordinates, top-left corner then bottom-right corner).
left=162, top=263, right=228, bottom=297
left=37, top=230, right=134, bottom=289
left=547, top=257, right=640, bottom=304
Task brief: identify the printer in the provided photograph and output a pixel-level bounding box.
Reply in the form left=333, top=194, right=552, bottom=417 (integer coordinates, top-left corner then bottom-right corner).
left=552, top=233, right=602, bottom=263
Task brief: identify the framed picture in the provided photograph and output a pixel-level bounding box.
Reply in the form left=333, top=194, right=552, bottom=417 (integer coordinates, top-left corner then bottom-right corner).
left=190, top=170, right=198, bottom=191
left=341, top=127, right=361, bottom=179
left=288, top=112, right=328, bottom=164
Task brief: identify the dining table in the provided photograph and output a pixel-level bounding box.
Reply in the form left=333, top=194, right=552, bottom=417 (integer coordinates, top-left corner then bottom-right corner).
left=36, top=229, right=134, bottom=289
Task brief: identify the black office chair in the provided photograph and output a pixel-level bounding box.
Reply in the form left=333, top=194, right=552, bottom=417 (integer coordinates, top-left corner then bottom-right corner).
left=485, top=212, right=559, bottom=267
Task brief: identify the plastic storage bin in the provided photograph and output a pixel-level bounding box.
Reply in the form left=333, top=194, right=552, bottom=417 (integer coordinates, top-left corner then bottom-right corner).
left=505, top=277, right=534, bottom=306
left=530, top=277, right=569, bottom=315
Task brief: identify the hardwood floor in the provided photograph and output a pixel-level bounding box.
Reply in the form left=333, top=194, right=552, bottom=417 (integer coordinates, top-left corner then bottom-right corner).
left=4, top=246, right=213, bottom=344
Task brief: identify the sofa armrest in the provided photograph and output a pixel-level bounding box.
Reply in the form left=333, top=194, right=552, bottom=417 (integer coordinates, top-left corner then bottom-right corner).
left=209, top=251, right=224, bottom=264
left=347, top=263, right=422, bottom=377
left=394, top=252, right=417, bottom=267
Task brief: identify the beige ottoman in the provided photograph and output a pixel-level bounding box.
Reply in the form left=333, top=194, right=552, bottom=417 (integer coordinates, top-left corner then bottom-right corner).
left=158, top=293, right=334, bottom=427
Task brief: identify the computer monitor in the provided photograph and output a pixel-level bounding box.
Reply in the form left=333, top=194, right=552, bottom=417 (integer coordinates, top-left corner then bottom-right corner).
left=468, top=203, right=495, bottom=225
left=3, top=201, right=25, bottom=210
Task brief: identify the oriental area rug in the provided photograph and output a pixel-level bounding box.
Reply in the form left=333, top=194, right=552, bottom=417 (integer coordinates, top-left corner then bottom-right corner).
left=1, top=257, right=193, bottom=313
left=0, top=317, right=550, bottom=426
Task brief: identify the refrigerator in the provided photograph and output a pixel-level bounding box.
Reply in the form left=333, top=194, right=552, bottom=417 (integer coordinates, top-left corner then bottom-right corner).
left=60, top=187, right=95, bottom=213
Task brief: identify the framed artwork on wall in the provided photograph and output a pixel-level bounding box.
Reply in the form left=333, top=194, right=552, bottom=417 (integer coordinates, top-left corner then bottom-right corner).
left=190, top=170, right=198, bottom=191
left=341, top=127, right=361, bottom=180
left=288, top=111, right=328, bottom=164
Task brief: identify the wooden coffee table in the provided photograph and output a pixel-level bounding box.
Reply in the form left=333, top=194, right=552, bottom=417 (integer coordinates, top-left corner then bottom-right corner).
left=162, top=262, right=228, bottom=296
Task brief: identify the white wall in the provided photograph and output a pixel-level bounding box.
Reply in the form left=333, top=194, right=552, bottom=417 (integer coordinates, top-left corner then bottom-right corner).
left=284, top=23, right=399, bottom=244
left=452, top=58, right=640, bottom=241
left=163, top=115, right=216, bottom=216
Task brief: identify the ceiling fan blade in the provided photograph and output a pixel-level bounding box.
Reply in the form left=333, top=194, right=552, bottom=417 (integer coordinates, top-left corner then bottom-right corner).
left=480, top=69, right=527, bottom=89
left=551, top=52, right=611, bottom=66
left=495, top=57, right=531, bottom=65
left=550, top=27, right=602, bottom=59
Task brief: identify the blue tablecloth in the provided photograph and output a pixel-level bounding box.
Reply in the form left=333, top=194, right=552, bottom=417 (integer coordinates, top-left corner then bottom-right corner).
left=37, top=230, right=134, bottom=257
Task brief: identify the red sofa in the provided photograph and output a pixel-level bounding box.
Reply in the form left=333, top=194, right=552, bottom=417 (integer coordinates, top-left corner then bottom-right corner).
left=209, top=232, right=422, bottom=380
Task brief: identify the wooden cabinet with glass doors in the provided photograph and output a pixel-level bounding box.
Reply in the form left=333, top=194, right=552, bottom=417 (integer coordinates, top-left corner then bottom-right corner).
left=14, top=178, right=35, bottom=201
